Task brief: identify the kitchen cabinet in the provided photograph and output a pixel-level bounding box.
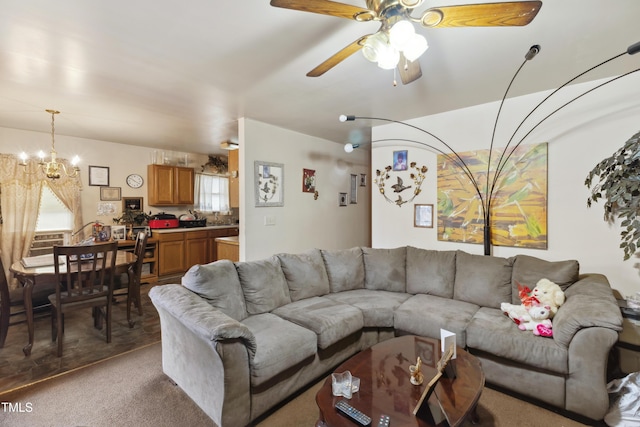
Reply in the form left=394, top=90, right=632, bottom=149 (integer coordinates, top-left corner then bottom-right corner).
left=157, top=227, right=239, bottom=278
left=215, top=236, right=239, bottom=262
left=157, top=232, right=185, bottom=276
left=186, top=230, right=209, bottom=268
left=228, top=149, right=239, bottom=208
left=207, top=227, right=239, bottom=263
left=148, top=164, right=195, bottom=206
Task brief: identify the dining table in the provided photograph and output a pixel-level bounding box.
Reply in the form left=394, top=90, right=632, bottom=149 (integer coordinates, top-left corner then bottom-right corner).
left=10, top=250, right=137, bottom=356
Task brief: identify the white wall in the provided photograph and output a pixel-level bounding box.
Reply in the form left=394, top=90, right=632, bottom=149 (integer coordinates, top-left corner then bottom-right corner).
left=0, top=126, right=209, bottom=230
left=371, top=74, right=640, bottom=298
left=239, top=118, right=371, bottom=261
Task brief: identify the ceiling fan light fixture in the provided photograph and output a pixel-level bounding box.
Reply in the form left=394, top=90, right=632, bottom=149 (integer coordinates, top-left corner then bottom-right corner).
left=377, top=45, right=400, bottom=69
left=403, top=33, right=428, bottom=62
left=389, top=20, right=415, bottom=51
left=362, top=32, right=399, bottom=68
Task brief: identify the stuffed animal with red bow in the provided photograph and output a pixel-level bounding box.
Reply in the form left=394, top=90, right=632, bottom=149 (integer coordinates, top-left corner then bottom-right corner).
left=501, top=282, right=541, bottom=325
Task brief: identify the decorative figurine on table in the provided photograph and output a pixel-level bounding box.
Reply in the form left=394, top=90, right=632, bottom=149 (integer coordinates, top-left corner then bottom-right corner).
left=409, top=356, right=424, bottom=385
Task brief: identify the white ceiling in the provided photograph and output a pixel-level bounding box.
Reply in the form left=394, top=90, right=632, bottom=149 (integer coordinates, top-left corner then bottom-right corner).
left=0, top=0, right=638, bottom=155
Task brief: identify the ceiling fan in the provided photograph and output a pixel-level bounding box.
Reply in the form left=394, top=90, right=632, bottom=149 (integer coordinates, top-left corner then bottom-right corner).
left=270, top=0, right=542, bottom=84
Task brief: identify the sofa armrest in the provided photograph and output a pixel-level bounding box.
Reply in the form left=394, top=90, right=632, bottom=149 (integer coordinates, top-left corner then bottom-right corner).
left=150, top=284, right=253, bottom=427
left=552, top=273, right=623, bottom=348
left=149, top=284, right=257, bottom=358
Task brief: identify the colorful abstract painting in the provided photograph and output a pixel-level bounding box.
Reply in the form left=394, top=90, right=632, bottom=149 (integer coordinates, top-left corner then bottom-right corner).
left=437, top=143, right=547, bottom=249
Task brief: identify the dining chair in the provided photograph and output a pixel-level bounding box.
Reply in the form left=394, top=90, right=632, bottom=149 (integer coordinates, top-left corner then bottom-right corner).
left=1, top=257, right=56, bottom=348
left=113, top=231, right=147, bottom=327
left=48, top=241, right=118, bottom=357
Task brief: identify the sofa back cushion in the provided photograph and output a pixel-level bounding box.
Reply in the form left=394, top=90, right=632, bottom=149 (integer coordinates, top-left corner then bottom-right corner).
left=321, top=247, right=365, bottom=293
left=181, top=259, right=248, bottom=321
left=406, top=246, right=456, bottom=297
left=277, top=249, right=330, bottom=301
left=236, top=256, right=292, bottom=314
left=511, top=255, right=580, bottom=304
left=453, top=250, right=514, bottom=309
left=363, top=247, right=407, bottom=292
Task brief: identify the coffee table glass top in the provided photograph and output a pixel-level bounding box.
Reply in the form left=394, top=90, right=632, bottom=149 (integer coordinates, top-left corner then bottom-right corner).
left=316, top=335, right=484, bottom=427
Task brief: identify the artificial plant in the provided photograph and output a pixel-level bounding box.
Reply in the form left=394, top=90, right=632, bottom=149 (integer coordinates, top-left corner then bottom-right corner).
left=113, top=209, right=150, bottom=226
left=585, top=130, right=640, bottom=260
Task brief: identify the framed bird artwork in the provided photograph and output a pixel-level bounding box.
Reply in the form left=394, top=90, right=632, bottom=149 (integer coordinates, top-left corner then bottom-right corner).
left=254, top=161, right=284, bottom=207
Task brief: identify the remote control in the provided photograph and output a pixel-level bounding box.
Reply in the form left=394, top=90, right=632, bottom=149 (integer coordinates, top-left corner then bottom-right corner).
left=335, top=399, right=372, bottom=426
left=377, top=414, right=390, bottom=427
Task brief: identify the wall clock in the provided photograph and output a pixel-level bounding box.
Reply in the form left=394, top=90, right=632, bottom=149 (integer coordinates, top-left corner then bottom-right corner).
left=126, top=173, right=144, bottom=188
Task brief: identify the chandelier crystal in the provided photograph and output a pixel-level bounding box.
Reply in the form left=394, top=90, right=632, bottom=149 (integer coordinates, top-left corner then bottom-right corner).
left=20, top=109, right=80, bottom=179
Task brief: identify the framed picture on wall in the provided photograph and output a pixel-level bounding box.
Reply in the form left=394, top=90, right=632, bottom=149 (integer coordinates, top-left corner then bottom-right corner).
left=99, top=187, right=121, bottom=201
left=122, top=197, right=143, bottom=211
left=393, top=150, right=408, bottom=171
left=350, top=174, right=358, bottom=204
left=88, top=165, right=110, bottom=186
left=302, top=168, right=316, bottom=193
left=414, top=204, right=433, bottom=228
left=254, top=161, right=284, bottom=207
left=339, top=192, right=347, bottom=207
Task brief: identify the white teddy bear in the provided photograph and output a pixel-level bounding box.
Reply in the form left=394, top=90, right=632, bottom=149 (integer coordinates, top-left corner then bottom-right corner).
left=501, top=278, right=566, bottom=326
left=518, top=305, right=553, bottom=337
left=530, top=278, right=565, bottom=318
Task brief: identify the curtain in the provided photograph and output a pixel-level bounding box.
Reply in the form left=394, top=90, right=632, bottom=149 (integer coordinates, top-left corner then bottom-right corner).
left=194, top=173, right=230, bottom=213
left=0, top=154, right=83, bottom=290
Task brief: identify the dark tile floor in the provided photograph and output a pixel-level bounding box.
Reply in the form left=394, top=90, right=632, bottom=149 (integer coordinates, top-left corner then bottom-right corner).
left=0, top=282, right=165, bottom=394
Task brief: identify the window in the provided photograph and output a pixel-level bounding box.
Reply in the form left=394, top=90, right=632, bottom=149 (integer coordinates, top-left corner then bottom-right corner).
left=36, top=185, right=73, bottom=232
left=30, top=185, right=73, bottom=255
left=194, top=173, right=230, bottom=213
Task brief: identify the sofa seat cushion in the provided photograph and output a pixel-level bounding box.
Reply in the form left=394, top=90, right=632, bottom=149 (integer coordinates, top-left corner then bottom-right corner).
left=181, top=259, right=247, bottom=321
left=362, top=247, right=406, bottom=292
left=321, top=247, right=365, bottom=292
left=272, top=297, right=364, bottom=349
left=394, top=294, right=479, bottom=348
left=277, top=249, right=330, bottom=302
left=241, top=313, right=318, bottom=387
left=466, top=307, right=568, bottom=374
left=324, top=289, right=412, bottom=327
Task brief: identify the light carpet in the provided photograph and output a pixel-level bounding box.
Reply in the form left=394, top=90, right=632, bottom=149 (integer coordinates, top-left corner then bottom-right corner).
left=0, top=342, right=589, bottom=426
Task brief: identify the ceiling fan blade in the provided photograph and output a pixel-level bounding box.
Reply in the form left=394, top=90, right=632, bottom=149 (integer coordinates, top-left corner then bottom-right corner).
left=270, top=0, right=377, bottom=21
left=307, top=36, right=369, bottom=77
left=398, top=54, right=422, bottom=85
left=422, top=1, right=542, bottom=28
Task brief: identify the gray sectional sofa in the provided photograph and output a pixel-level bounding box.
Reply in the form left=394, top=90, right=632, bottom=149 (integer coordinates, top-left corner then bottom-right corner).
left=149, top=246, right=623, bottom=427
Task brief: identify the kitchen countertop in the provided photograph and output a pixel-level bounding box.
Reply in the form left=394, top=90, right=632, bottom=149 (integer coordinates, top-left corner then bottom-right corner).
left=152, top=225, right=238, bottom=234
left=215, top=236, right=239, bottom=245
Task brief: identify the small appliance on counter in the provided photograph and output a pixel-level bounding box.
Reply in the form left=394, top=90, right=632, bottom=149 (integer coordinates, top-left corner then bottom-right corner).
left=148, top=212, right=179, bottom=229
left=178, top=211, right=207, bottom=228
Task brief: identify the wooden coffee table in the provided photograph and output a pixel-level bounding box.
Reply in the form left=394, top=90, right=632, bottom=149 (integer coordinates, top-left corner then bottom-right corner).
left=316, top=335, right=484, bottom=427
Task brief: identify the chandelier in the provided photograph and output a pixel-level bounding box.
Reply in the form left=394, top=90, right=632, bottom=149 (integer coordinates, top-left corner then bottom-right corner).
left=20, top=109, right=80, bottom=179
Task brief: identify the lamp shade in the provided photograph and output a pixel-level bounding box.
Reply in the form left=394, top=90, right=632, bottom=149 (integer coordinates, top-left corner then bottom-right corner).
left=403, top=33, right=428, bottom=62
left=362, top=32, right=387, bottom=63
left=377, top=45, right=400, bottom=69
left=389, top=20, right=415, bottom=51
